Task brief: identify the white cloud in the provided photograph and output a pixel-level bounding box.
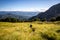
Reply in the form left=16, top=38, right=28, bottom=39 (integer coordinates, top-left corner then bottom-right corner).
left=17, top=8, right=48, bottom=12
left=0, top=8, right=48, bottom=12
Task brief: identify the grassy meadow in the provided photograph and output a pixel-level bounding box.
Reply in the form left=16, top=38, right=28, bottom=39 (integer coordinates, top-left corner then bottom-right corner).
left=0, top=22, right=60, bottom=40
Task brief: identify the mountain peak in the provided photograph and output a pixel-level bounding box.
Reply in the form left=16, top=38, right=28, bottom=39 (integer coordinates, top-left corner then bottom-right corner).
left=29, top=3, right=60, bottom=21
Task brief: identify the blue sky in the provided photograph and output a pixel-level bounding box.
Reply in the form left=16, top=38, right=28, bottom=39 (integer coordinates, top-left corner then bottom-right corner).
left=0, top=0, right=60, bottom=12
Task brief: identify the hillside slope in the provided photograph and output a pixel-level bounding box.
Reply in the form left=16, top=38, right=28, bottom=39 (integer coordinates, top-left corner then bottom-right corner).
left=29, top=3, right=60, bottom=21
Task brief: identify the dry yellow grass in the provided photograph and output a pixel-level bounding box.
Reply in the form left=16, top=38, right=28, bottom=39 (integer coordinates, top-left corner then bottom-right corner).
left=0, top=22, right=60, bottom=40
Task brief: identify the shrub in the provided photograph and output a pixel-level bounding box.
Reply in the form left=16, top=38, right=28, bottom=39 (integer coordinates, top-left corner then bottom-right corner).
left=0, top=17, right=20, bottom=22
left=50, top=17, right=56, bottom=22
left=41, top=18, right=46, bottom=22
left=56, top=16, right=60, bottom=21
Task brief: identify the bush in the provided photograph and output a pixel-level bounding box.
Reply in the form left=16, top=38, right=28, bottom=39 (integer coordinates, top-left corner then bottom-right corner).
left=41, top=18, right=46, bottom=22
left=0, top=17, right=20, bottom=22
left=56, top=16, right=60, bottom=21
left=50, top=17, right=56, bottom=22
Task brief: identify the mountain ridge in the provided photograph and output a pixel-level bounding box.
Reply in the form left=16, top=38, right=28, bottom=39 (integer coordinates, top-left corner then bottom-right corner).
left=29, top=3, right=60, bottom=21
left=0, top=11, right=39, bottom=21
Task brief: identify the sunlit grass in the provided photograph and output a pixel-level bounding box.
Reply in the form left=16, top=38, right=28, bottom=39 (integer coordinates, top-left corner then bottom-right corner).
left=0, top=22, right=60, bottom=40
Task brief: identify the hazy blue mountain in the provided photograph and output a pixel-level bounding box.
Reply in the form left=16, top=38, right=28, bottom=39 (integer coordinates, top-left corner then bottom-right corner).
left=0, top=11, right=39, bottom=21
left=0, top=13, right=25, bottom=20
left=29, top=3, right=60, bottom=21
left=0, top=11, right=38, bottom=17
left=12, top=11, right=39, bottom=17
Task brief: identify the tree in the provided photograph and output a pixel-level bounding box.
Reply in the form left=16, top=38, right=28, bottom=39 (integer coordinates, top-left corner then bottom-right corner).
left=0, top=17, right=20, bottom=22
left=50, top=17, right=56, bottom=22
left=56, top=16, right=60, bottom=21
left=32, top=18, right=40, bottom=21
left=41, top=18, right=46, bottom=22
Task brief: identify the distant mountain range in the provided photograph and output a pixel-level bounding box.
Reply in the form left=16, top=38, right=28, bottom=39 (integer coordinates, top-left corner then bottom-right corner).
left=29, top=3, right=60, bottom=21
left=0, top=3, right=60, bottom=22
left=0, top=11, right=39, bottom=17
left=0, top=11, right=39, bottom=21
